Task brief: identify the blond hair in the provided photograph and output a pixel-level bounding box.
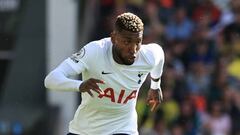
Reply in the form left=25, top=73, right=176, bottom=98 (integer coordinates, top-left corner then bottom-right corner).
left=115, top=12, right=144, bottom=32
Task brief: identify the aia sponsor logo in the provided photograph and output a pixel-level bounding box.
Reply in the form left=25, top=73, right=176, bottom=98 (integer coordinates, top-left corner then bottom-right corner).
left=98, top=88, right=137, bottom=104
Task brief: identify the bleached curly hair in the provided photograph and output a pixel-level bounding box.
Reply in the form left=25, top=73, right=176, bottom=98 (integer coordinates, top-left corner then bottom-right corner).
left=115, top=12, right=144, bottom=32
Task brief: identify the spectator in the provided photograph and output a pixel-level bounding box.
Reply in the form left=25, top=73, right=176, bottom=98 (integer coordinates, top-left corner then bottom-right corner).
left=192, top=0, right=221, bottom=27
left=140, top=109, right=170, bottom=135
left=186, top=60, right=211, bottom=95
left=175, top=98, right=200, bottom=135
left=165, top=7, right=194, bottom=41
left=202, top=100, right=232, bottom=135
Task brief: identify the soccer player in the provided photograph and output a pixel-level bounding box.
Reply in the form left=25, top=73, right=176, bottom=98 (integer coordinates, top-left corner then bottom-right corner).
left=44, top=12, right=165, bottom=135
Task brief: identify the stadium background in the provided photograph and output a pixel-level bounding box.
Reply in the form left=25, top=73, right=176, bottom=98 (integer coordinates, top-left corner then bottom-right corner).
left=0, top=0, right=240, bottom=134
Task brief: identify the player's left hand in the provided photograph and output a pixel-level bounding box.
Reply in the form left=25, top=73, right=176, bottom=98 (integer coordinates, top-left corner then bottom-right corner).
left=146, top=89, right=163, bottom=112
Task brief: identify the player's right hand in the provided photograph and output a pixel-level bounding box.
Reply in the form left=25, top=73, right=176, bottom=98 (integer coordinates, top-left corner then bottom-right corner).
left=79, top=78, right=105, bottom=97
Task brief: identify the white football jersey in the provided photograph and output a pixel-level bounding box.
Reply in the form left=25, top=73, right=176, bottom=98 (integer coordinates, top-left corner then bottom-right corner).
left=58, top=38, right=164, bottom=135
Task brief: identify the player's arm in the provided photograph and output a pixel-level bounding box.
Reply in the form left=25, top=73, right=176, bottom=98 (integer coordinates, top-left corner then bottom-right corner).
left=146, top=44, right=165, bottom=112
left=44, top=58, right=84, bottom=92
left=44, top=42, right=104, bottom=96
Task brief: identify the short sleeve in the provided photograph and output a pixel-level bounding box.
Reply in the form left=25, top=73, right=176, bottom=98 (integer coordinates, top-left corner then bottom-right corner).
left=149, top=44, right=165, bottom=79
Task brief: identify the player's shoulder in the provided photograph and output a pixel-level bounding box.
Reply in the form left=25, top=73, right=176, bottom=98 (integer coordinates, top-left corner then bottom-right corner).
left=141, top=43, right=163, bottom=53
left=140, top=43, right=164, bottom=66
left=70, top=38, right=110, bottom=63
left=77, top=37, right=111, bottom=58
left=83, top=37, right=110, bottom=51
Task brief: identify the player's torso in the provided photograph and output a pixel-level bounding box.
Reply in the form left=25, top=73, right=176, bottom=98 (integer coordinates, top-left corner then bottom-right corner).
left=81, top=38, right=152, bottom=111
left=69, top=38, right=159, bottom=135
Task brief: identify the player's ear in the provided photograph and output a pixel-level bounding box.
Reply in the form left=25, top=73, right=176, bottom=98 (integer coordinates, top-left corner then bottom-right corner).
left=111, top=31, right=116, bottom=45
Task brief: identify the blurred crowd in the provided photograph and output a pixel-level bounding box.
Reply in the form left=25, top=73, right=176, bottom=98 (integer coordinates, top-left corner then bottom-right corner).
left=88, top=0, right=240, bottom=135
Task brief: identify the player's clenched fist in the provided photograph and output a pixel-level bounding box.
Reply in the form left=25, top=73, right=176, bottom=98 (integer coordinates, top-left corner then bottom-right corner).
left=79, top=78, right=105, bottom=97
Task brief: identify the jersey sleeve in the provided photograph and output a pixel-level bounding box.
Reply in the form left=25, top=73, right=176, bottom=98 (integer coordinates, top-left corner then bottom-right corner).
left=67, top=41, right=99, bottom=73
left=148, top=43, right=165, bottom=79
left=44, top=59, right=84, bottom=92
left=44, top=41, right=100, bottom=92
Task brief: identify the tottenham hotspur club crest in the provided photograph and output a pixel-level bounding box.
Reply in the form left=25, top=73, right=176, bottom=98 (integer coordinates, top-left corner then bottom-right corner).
left=70, top=47, right=86, bottom=63
left=138, top=72, right=143, bottom=84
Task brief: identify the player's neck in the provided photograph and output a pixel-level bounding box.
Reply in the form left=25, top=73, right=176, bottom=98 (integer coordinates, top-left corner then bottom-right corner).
left=112, top=45, right=124, bottom=65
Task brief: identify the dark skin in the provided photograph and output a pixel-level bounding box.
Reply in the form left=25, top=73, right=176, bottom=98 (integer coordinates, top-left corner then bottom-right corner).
left=111, top=29, right=142, bottom=65
left=79, top=29, right=163, bottom=111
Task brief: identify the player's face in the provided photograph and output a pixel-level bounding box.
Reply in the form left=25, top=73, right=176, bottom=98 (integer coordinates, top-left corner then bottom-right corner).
left=111, top=30, right=143, bottom=65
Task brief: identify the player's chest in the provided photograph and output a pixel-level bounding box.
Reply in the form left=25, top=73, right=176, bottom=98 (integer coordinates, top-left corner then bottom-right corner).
left=89, top=62, right=150, bottom=90
left=88, top=66, right=150, bottom=105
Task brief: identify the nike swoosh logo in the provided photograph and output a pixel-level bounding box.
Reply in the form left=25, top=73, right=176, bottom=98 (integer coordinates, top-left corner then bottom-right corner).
left=102, top=71, right=113, bottom=74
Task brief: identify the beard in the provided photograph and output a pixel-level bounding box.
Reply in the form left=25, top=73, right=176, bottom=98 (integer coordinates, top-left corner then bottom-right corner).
left=122, top=56, right=134, bottom=65
left=113, top=46, right=135, bottom=65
